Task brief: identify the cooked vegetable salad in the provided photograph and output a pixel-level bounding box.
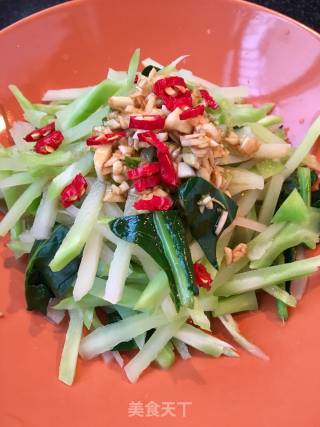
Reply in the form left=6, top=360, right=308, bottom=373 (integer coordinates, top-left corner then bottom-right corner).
left=1, top=49, right=320, bottom=384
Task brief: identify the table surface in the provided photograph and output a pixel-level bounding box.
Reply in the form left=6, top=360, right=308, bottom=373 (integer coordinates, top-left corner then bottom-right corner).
left=0, top=0, right=319, bottom=32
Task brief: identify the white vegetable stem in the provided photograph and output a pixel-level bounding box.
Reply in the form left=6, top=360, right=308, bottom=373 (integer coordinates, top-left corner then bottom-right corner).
left=233, top=217, right=267, bottom=233
left=252, top=143, right=291, bottom=159
left=0, top=178, right=47, bottom=236
left=47, top=152, right=93, bottom=200
left=174, top=324, right=237, bottom=357
left=258, top=174, right=284, bottom=225
left=216, top=256, right=320, bottom=296
left=219, top=314, right=269, bottom=361
left=42, top=87, right=92, bottom=102
left=0, top=172, right=36, bottom=188
left=236, top=189, right=260, bottom=217
left=104, top=197, right=135, bottom=304
left=263, top=285, right=296, bottom=307
left=73, top=229, right=103, bottom=301
left=283, top=116, right=320, bottom=179
left=59, top=309, right=83, bottom=386
left=80, top=312, right=168, bottom=359
left=30, top=190, right=59, bottom=240
left=172, top=338, right=191, bottom=360
left=227, top=168, right=264, bottom=196
left=9, top=121, right=34, bottom=146
left=50, top=180, right=105, bottom=271
left=125, top=317, right=186, bottom=383
left=104, top=240, right=133, bottom=303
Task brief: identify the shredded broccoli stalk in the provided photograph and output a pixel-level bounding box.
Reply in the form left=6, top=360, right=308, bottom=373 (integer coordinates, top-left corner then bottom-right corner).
left=297, top=167, right=311, bottom=206
left=219, top=314, right=269, bottom=360
left=283, top=116, right=320, bottom=179
left=214, top=257, right=249, bottom=288
left=56, top=79, right=122, bottom=130
left=124, top=317, right=186, bottom=383
left=258, top=174, right=284, bottom=224
left=155, top=341, right=176, bottom=369
left=187, top=297, right=211, bottom=331
left=216, top=256, right=320, bottom=296
left=104, top=240, right=133, bottom=303
left=49, top=180, right=105, bottom=271
left=0, top=172, right=36, bottom=188
left=0, top=172, right=24, bottom=239
left=0, top=178, right=47, bottom=237
left=30, top=190, right=58, bottom=240
left=174, top=324, right=237, bottom=357
left=80, top=312, right=168, bottom=360
left=257, top=115, right=283, bottom=127
left=213, top=292, right=258, bottom=316
left=250, top=209, right=319, bottom=269
left=270, top=254, right=290, bottom=321
left=73, top=229, right=103, bottom=301
left=63, top=107, right=109, bottom=143
left=59, top=309, right=83, bottom=386
left=134, top=270, right=169, bottom=312
left=264, top=284, right=296, bottom=307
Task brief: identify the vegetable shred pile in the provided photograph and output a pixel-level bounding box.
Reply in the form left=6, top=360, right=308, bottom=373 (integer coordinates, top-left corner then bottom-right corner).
left=1, top=49, right=320, bottom=384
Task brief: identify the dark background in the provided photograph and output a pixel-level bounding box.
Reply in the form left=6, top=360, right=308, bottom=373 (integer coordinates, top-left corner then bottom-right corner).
left=0, top=0, right=319, bottom=32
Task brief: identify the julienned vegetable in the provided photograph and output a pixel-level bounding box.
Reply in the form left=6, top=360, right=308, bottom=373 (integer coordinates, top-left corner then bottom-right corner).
left=1, top=50, right=320, bottom=385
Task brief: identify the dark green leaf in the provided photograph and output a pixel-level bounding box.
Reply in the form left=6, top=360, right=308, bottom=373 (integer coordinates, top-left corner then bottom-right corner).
left=153, top=211, right=197, bottom=307
left=110, top=214, right=179, bottom=307
left=110, top=212, right=197, bottom=308
left=141, top=65, right=160, bottom=77
left=179, top=177, right=237, bottom=267
left=25, top=224, right=82, bottom=313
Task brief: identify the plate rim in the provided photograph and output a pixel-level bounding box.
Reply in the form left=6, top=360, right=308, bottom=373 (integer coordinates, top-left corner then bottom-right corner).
left=0, top=0, right=319, bottom=40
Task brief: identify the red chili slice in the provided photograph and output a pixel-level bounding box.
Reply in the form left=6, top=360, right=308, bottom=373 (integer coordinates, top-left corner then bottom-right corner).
left=129, top=115, right=165, bottom=131
left=127, top=162, right=160, bottom=180
left=193, top=262, right=213, bottom=289
left=24, top=122, right=55, bottom=142
left=86, top=131, right=126, bottom=146
left=158, top=151, right=179, bottom=187
left=162, top=93, right=193, bottom=111
left=134, top=195, right=173, bottom=211
left=200, top=89, right=218, bottom=109
left=133, top=174, right=161, bottom=192
left=34, top=130, right=64, bottom=155
left=153, top=76, right=193, bottom=111
left=153, top=76, right=188, bottom=97
left=60, top=174, right=88, bottom=208
left=138, top=131, right=169, bottom=154
left=179, top=104, right=205, bottom=120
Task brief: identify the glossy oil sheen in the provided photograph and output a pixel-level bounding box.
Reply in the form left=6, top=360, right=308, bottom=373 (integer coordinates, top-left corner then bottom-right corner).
left=0, top=0, right=319, bottom=426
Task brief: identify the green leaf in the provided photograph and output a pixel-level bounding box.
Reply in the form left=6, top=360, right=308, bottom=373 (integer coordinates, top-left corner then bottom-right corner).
left=25, top=224, right=82, bottom=313
left=110, top=211, right=197, bottom=308
left=154, top=211, right=196, bottom=307
left=110, top=213, right=178, bottom=307
left=178, top=177, right=237, bottom=267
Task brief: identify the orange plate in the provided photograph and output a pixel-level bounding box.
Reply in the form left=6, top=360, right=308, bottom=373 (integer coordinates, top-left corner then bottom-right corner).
left=0, top=1, right=320, bottom=426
